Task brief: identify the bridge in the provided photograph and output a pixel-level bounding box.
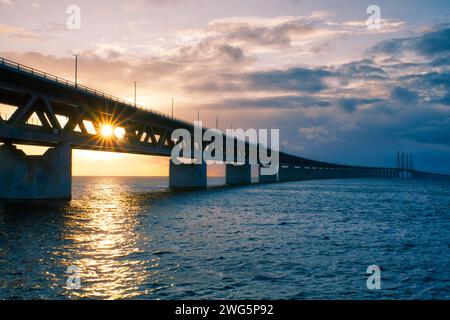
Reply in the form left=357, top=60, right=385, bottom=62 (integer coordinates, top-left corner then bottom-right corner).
left=0, top=57, right=449, bottom=200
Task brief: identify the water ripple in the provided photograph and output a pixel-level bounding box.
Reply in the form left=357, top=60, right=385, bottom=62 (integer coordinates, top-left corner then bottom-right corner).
left=0, top=177, right=449, bottom=299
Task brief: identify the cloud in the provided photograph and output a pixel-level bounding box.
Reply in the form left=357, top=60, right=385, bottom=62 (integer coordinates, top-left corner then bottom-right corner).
left=397, top=71, right=450, bottom=105
left=218, top=45, right=246, bottom=62
left=337, top=59, right=388, bottom=80
left=342, top=19, right=405, bottom=34
left=298, top=126, right=335, bottom=143
left=0, top=24, right=44, bottom=40
left=2, top=16, right=450, bottom=172
left=246, top=68, right=332, bottom=93
left=337, top=98, right=382, bottom=113
left=181, top=67, right=334, bottom=94
left=0, top=25, right=16, bottom=34
left=432, top=93, right=450, bottom=106
left=205, top=95, right=332, bottom=110
left=398, top=115, right=450, bottom=145
left=390, top=86, right=419, bottom=104
left=372, top=23, right=450, bottom=57
left=207, top=16, right=319, bottom=49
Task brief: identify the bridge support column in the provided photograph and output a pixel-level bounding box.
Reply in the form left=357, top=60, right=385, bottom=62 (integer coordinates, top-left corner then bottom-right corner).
left=291, top=167, right=299, bottom=180
left=226, top=163, right=252, bottom=185
left=0, top=143, right=72, bottom=200
left=308, top=168, right=318, bottom=179
left=258, top=165, right=278, bottom=183
left=278, top=166, right=292, bottom=182
left=291, top=167, right=310, bottom=181
left=169, top=160, right=207, bottom=189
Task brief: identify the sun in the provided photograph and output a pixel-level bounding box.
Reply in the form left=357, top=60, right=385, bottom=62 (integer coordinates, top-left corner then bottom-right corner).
left=99, top=124, right=126, bottom=139
left=114, top=127, right=126, bottom=139
left=100, top=125, right=113, bottom=137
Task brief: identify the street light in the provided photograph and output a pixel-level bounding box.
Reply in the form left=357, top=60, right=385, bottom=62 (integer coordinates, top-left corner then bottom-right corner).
left=73, top=53, right=78, bottom=87
left=134, top=81, right=138, bottom=107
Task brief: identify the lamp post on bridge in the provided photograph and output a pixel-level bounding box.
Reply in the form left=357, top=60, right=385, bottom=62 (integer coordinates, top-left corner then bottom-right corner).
left=402, top=150, right=405, bottom=178
left=134, top=81, right=138, bottom=107
left=73, top=53, right=78, bottom=88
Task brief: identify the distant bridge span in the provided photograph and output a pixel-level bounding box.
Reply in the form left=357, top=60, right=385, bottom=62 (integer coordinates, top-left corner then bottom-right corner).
left=0, top=57, right=448, bottom=199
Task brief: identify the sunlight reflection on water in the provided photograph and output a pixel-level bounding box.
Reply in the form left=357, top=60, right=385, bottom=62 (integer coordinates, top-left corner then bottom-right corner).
left=0, top=177, right=449, bottom=299
left=60, top=179, right=151, bottom=299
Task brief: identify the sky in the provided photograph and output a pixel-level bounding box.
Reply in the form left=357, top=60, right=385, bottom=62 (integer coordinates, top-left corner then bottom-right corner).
left=1, top=0, right=450, bottom=175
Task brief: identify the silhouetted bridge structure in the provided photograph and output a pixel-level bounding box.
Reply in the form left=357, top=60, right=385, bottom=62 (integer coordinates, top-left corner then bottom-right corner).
left=0, top=57, right=449, bottom=199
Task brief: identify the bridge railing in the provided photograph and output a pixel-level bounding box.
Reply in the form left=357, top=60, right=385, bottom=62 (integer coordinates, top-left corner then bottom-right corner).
left=0, top=57, right=193, bottom=128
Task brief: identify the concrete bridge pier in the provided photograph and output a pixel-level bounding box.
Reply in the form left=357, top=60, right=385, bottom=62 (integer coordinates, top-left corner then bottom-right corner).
left=333, top=168, right=341, bottom=179
left=292, top=167, right=301, bottom=180
left=169, top=159, right=207, bottom=189
left=292, top=166, right=307, bottom=180
left=323, top=168, right=331, bottom=179
left=278, top=165, right=293, bottom=182
left=346, top=168, right=353, bottom=178
left=301, top=167, right=316, bottom=180
left=342, top=169, right=348, bottom=179
left=343, top=169, right=349, bottom=178
left=314, top=168, right=324, bottom=179
left=258, top=165, right=278, bottom=183
left=301, top=167, right=314, bottom=180
left=349, top=169, right=356, bottom=179
left=356, top=169, right=364, bottom=178
left=0, top=143, right=72, bottom=200
left=322, top=168, right=331, bottom=179
left=226, top=163, right=252, bottom=185
left=344, top=169, right=351, bottom=179
left=329, top=168, right=337, bottom=179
